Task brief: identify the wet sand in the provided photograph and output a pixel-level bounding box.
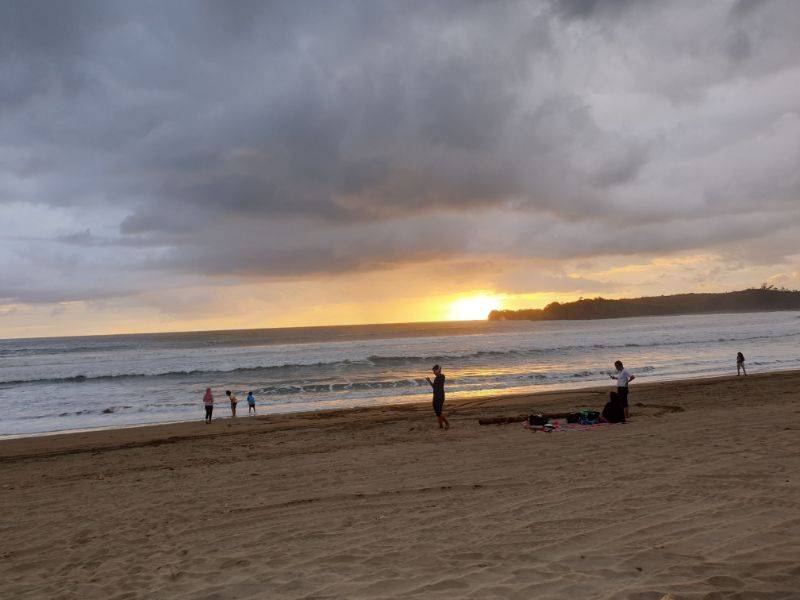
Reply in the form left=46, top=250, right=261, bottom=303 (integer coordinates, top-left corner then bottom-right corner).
left=2, top=371, right=799, bottom=599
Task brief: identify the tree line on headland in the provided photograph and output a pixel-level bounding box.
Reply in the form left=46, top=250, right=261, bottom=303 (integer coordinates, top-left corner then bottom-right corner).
left=488, top=286, right=800, bottom=321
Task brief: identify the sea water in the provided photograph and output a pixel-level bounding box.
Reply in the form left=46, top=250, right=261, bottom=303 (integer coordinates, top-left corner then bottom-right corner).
left=1, top=311, right=798, bottom=436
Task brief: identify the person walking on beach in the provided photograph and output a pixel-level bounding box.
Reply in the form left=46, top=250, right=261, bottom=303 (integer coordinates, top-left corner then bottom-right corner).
left=226, top=390, right=238, bottom=417
left=737, top=352, right=747, bottom=376
left=203, top=388, right=214, bottom=424
left=426, top=364, right=449, bottom=430
left=609, top=360, right=635, bottom=420
left=246, top=390, right=256, bottom=415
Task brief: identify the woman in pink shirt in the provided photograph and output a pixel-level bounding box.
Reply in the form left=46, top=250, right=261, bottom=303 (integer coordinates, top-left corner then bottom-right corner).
left=203, top=388, right=214, bottom=424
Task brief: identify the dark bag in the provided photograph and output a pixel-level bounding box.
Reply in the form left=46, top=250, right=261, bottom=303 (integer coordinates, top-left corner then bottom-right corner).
left=602, top=400, right=625, bottom=423
left=528, top=414, right=548, bottom=426
left=566, top=412, right=581, bottom=424
left=579, top=409, right=600, bottom=424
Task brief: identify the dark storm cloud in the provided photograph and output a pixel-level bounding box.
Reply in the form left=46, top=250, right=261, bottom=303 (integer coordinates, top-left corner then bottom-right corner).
left=730, top=0, right=773, bottom=18
left=2, top=0, right=800, bottom=305
left=0, top=1, right=113, bottom=108
left=552, top=0, right=635, bottom=20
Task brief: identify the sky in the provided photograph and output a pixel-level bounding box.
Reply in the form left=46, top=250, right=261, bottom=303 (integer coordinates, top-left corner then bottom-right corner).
left=1, top=0, right=799, bottom=338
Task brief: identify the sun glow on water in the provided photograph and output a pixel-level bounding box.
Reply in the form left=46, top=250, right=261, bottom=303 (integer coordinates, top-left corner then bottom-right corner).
left=446, top=294, right=503, bottom=321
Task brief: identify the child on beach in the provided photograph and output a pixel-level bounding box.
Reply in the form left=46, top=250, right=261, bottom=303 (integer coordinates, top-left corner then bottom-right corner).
left=246, top=391, right=256, bottom=415
left=737, top=352, right=747, bottom=376
left=226, top=390, right=238, bottom=417
left=426, top=364, right=450, bottom=430
left=203, top=388, right=214, bottom=424
left=609, top=360, right=635, bottom=420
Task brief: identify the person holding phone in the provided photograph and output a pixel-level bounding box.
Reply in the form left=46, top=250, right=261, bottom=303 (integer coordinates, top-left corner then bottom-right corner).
left=426, top=364, right=449, bottom=430
left=609, top=360, right=635, bottom=420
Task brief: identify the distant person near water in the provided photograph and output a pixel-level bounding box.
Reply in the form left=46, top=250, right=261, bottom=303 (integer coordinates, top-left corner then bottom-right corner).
left=737, top=352, right=747, bottom=376
left=203, top=388, right=214, bottom=424
left=426, top=364, right=449, bottom=430
left=247, top=391, right=256, bottom=415
left=226, top=390, right=238, bottom=417
left=609, top=360, right=635, bottom=420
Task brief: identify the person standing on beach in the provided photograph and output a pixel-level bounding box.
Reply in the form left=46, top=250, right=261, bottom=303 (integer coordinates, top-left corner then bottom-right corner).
left=203, top=388, right=214, bottom=424
left=246, top=391, right=256, bottom=415
left=609, top=360, right=635, bottom=420
left=226, top=390, right=238, bottom=417
left=737, top=352, right=747, bottom=376
left=426, top=364, right=449, bottom=430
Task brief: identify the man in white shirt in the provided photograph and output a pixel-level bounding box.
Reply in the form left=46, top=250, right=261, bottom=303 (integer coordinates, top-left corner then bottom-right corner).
left=610, top=360, right=635, bottom=420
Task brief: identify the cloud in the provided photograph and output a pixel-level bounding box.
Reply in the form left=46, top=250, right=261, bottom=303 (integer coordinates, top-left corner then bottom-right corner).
left=1, top=0, right=800, bottom=314
left=552, top=0, right=635, bottom=20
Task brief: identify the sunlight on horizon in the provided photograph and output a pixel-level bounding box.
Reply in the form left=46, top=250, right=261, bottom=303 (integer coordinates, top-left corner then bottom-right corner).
left=446, top=294, right=503, bottom=321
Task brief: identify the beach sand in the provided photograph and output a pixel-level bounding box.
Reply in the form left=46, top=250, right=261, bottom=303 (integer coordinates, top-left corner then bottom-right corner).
left=1, top=372, right=799, bottom=599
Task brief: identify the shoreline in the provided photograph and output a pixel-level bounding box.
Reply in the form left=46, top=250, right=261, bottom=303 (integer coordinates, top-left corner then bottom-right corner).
left=1, top=365, right=790, bottom=443
left=1, top=368, right=794, bottom=461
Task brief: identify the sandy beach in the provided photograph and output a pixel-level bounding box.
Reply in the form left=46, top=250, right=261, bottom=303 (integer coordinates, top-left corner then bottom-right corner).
left=2, top=371, right=799, bottom=599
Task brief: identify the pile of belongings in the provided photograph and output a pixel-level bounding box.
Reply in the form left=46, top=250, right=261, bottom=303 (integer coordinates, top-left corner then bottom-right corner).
left=526, top=413, right=558, bottom=432
left=565, top=409, right=602, bottom=425
left=524, top=407, right=622, bottom=433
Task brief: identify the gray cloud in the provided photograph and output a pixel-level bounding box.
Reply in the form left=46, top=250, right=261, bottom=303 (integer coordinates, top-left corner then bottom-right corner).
left=552, top=0, right=635, bottom=20
left=1, top=0, right=800, bottom=307
left=731, top=0, right=773, bottom=18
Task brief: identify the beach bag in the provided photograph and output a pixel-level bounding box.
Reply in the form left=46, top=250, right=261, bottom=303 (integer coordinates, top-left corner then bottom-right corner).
left=602, top=400, right=625, bottom=423
left=566, top=412, right=581, bottom=424
left=579, top=409, right=600, bottom=425
left=528, top=414, right=548, bottom=426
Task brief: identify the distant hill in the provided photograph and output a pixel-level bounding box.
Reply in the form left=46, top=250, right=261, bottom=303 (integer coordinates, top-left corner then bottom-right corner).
left=488, top=287, right=800, bottom=321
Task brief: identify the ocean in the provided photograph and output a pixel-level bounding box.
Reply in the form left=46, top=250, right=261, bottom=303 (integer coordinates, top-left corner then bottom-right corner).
left=1, top=311, right=799, bottom=437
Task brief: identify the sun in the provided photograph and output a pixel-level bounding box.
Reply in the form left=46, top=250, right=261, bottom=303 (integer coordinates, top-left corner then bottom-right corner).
left=446, top=294, right=503, bottom=321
